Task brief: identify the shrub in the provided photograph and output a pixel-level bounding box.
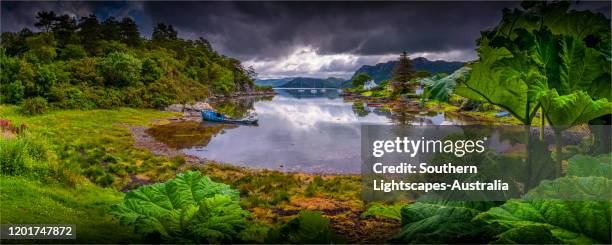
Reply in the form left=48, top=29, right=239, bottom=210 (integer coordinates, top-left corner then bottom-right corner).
left=96, top=174, right=115, bottom=187
left=254, top=85, right=273, bottom=92
left=20, top=97, right=48, bottom=115
left=100, top=52, right=142, bottom=87
left=94, top=40, right=128, bottom=56
left=0, top=132, right=48, bottom=176
left=91, top=87, right=123, bottom=109
left=34, top=64, right=58, bottom=96
left=68, top=57, right=103, bottom=85
left=145, top=78, right=179, bottom=108
left=210, top=63, right=235, bottom=94
left=59, top=44, right=87, bottom=60
left=265, top=210, right=344, bottom=244
left=141, top=58, right=162, bottom=83
left=3, top=80, right=25, bottom=103
left=24, top=34, right=57, bottom=63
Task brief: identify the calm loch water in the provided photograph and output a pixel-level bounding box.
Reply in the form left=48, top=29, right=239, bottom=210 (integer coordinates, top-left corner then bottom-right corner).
left=150, top=89, right=473, bottom=173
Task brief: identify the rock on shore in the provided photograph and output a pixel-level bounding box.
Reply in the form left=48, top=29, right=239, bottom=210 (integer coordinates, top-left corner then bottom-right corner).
left=164, top=102, right=214, bottom=118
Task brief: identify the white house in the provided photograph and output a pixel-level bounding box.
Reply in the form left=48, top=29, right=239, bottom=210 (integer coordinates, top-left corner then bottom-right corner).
left=363, top=80, right=378, bottom=90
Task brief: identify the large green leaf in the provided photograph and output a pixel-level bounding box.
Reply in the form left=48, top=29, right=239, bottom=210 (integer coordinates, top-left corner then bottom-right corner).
left=490, top=2, right=609, bottom=42
left=478, top=176, right=612, bottom=244
left=455, top=45, right=540, bottom=124
left=467, top=2, right=611, bottom=127
left=566, top=154, right=612, bottom=179
left=423, top=66, right=470, bottom=102
left=557, top=36, right=607, bottom=96
left=539, top=90, right=612, bottom=129
left=543, top=5, right=611, bottom=41
left=110, top=171, right=250, bottom=243
left=388, top=202, right=497, bottom=244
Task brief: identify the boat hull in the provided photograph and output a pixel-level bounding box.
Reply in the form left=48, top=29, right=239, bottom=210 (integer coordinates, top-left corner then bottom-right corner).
left=201, top=110, right=258, bottom=124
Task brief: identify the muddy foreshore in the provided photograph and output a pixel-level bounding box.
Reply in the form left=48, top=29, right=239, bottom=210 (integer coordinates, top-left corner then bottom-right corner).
left=126, top=113, right=401, bottom=244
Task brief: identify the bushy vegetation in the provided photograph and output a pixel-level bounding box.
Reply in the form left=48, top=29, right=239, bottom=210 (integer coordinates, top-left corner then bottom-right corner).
left=0, top=12, right=256, bottom=111
left=265, top=210, right=344, bottom=244
left=20, top=96, right=48, bottom=115
left=351, top=72, right=372, bottom=87
left=0, top=131, right=48, bottom=176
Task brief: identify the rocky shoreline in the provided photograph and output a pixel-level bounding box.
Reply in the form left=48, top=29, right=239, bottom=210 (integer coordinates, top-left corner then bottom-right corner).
left=164, top=91, right=276, bottom=119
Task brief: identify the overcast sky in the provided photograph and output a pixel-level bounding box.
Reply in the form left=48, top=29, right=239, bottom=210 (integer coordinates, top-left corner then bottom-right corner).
left=2, top=1, right=610, bottom=79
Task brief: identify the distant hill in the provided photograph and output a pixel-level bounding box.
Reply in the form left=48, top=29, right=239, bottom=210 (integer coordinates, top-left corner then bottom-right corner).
left=255, top=78, right=294, bottom=87
left=351, top=57, right=465, bottom=83
left=275, top=77, right=348, bottom=88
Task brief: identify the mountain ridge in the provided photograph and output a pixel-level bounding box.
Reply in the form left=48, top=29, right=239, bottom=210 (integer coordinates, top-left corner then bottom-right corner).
left=351, top=57, right=465, bottom=83
left=255, top=57, right=466, bottom=88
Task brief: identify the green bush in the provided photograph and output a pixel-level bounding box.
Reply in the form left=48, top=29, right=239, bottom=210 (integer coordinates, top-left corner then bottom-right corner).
left=92, top=87, right=123, bottom=109
left=96, top=174, right=115, bottom=187
left=141, top=58, right=162, bottom=83
left=94, top=40, right=128, bottom=56
left=20, top=96, right=48, bottom=115
left=3, top=80, right=25, bottom=103
left=60, top=44, right=87, bottom=60
left=100, top=52, right=142, bottom=87
left=68, top=57, right=103, bottom=85
left=265, top=210, right=344, bottom=244
left=145, top=78, right=179, bottom=108
left=210, top=63, right=235, bottom=94
left=254, top=85, right=273, bottom=92
left=0, top=132, right=48, bottom=176
left=34, top=64, right=59, bottom=96
left=24, top=34, right=57, bottom=63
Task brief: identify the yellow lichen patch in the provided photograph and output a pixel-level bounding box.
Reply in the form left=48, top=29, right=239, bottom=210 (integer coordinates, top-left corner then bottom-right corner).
left=287, top=196, right=341, bottom=211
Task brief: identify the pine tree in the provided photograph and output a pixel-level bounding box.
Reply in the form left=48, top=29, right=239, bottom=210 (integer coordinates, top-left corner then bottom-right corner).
left=78, top=15, right=101, bottom=55
left=34, top=11, right=57, bottom=32
left=119, top=17, right=141, bottom=47
left=391, top=51, right=416, bottom=94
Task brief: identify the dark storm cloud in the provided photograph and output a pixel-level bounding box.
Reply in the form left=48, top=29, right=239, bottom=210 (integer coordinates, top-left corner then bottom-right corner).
left=139, top=1, right=524, bottom=60
left=2, top=1, right=610, bottom=77
left=1, top=1, right=525, bottom=59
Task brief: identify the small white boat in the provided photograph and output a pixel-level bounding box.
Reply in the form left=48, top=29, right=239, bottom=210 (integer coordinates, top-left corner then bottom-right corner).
left=310, top=89, right=317, bottom=93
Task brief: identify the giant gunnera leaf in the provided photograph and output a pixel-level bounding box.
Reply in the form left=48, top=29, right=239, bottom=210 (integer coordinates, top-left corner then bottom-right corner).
left=477, top=159, right=612, bottom=245
left=566, top=153, right=611, bottom=179
left=422, top=66, right=470, bottom=102
left=388, top=202, right=498, bottom=244
left=110, top=171, right=253, bottom=243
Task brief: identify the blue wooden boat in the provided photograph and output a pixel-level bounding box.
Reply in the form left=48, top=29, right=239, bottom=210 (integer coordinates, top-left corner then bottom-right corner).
left=201, top=109, right=258, bottom=124
left=495, top=111, right=510, bottom=118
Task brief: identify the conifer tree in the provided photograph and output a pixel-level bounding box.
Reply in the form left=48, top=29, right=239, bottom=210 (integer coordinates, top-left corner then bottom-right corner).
left=391, top=51, right=415, bottom=94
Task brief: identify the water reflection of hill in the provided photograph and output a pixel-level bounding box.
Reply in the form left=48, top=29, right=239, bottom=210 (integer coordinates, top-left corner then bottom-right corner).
left=211, top=96, right=272, bottom=118
left=274, top=88, right=341, bottom=99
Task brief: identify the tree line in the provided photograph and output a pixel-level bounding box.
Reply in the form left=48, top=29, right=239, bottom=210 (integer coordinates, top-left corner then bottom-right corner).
left=1, top=11, right=257, bottom=113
